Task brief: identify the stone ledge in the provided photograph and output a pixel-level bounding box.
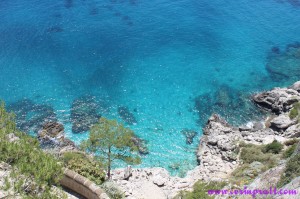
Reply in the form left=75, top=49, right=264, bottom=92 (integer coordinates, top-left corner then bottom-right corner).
left=61, top=168, right=108, bottom=199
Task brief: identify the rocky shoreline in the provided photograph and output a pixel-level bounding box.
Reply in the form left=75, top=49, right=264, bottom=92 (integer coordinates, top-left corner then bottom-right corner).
left=111, top=81, right=300, bottom=199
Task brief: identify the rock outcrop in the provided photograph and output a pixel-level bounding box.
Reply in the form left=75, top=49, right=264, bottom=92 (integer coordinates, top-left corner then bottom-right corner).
left=252, top=86, right=300, bottom=114
left=37, top=122, right=76, bottom=153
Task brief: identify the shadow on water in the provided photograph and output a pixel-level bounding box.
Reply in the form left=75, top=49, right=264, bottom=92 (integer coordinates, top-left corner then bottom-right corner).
left=64, top=0, right=73, bottom=9
left=84, top=63, right=125, bottom=91
left=275, top=0, right=300, bottom=7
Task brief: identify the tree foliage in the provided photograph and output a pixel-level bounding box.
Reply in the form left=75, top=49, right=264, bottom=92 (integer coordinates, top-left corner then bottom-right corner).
left=81, top=117, right=141, bottom=178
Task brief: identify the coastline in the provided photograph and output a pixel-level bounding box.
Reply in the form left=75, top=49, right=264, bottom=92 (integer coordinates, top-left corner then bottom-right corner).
left=110, top=81, right=300, bottom=199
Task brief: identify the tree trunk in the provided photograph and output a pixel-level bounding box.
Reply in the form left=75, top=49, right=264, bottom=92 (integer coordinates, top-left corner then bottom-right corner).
left=107, top=146, right=111, bottom=179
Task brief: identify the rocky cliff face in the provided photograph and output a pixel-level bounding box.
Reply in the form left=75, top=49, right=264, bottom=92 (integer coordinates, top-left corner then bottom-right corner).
left=111, top=81, right=300, bottom=199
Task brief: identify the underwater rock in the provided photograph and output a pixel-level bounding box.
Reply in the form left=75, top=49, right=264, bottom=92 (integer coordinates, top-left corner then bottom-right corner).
left=47, top=26, right=63, bottom=33
left=131, top=136, right=149, bottom=155
left=118, top=106, right=137, bottom=125
left=70, top=96, right=101, bottom=133
left=266, top=42, right=300, bottom=82
left=7, top=99, right=57, bottom=134
left=181, top=129, right=197, bottom=144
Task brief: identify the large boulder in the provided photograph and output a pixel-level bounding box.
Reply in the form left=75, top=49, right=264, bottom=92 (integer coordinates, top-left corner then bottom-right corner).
left=284, top=124, right=300, bottom=138
left=270, top=114, right=296, bottom=131
left=37, top=122, right=76, bottom=150
left=252, top=87, right=300, bottom=114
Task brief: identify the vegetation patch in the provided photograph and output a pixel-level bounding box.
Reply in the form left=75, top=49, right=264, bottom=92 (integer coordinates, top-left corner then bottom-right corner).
left=230, top=142, right=281, bottom=186
left=289, top=102, right=300, bottom=120
left=239, top=142, right=277, bottom=165
left=0, top=102, right=63, bottom=198
left=278, top=154, right=300, bottom=187
left=262, top=140, right=283, bottom=154
left=62, top=152, right=106, bottom=185
left=100, top=181, right=125, bottom=199
left=283, top=144, right=297, bottom=159
left=174, top=181, right=227, bottom=199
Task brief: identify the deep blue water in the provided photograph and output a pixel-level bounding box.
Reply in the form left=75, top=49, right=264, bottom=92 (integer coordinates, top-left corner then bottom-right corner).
left=1, top=0, right=300, bottom=175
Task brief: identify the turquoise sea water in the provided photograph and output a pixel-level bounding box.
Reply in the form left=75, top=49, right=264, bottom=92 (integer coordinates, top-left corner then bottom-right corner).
left=1, top=0, right=300, bottom=175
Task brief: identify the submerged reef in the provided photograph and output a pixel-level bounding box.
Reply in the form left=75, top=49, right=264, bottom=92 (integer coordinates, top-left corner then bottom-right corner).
left=266, top=42, right=300, bottom=83
left=7, top=99, right=56, bottom=134
left=193, top=85, right=264, bottom=126
left=70, top=95, right=101, bottom=133
left=118, top=106, right=137, bottom=125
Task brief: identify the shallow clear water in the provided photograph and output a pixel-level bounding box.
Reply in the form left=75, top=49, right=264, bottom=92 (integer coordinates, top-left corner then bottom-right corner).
left=1, top=0, right=300, bottom=175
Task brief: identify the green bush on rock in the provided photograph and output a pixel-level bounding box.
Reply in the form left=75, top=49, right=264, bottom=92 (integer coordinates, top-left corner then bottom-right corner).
left=240, top=143, right=276, bottom=165
left=283, top=144, right=297, bottom=159
left=289, top=102, right=300, bottom=120
left=263, top=140, right=283, bottom=154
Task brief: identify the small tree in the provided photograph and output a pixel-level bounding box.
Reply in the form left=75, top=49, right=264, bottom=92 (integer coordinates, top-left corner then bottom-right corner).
left=81, top=117, right=141, bottom=178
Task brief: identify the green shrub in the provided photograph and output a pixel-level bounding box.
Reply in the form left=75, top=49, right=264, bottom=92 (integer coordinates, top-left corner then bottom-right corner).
left=278, top=154, right=300, bottom=187
left=289, top=108, right=298, bottom=119
left=175, top=181, right=227, bottom=199
left=240, top=144, right=275, bottom=164
left=289, top=102, right=300, bottom=119
left=62, top=152, right=106, bottom=185
left=283, top=144, right=297, bottom=159
left=263, top=140, right=283, bottom=154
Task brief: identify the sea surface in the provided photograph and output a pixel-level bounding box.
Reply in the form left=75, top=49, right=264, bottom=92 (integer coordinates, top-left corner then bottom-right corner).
left=1, top=0, right=300, bottom=175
